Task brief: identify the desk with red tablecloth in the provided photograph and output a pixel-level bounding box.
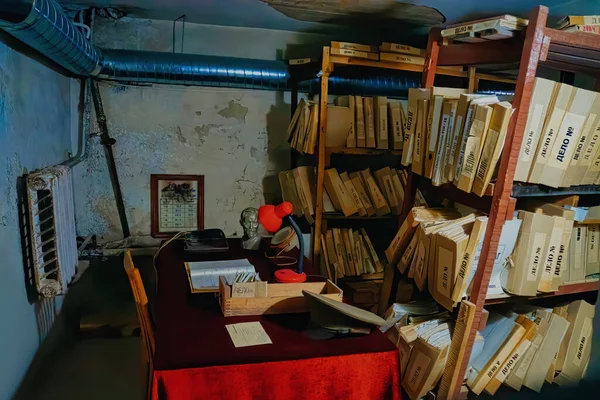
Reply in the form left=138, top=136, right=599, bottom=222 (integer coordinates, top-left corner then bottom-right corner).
left=152, top=239, right=401, bottom=400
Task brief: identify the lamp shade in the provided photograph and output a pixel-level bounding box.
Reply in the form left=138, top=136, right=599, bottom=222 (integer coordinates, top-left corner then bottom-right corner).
left=258, top=202, right=293, bottom=233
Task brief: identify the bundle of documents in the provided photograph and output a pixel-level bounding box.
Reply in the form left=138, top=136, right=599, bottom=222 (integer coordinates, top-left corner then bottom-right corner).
left=380, top=299, right=440, bottom=334
left=501, top=201, right=600, bottom=296
left=514, top=77, right=600, bottom=187
left=184, top=259, right=256, bottom=293
left=321, top=228, right=383, bottom=280
left=278, top=166, right=316, bottom=224
left=399, top=316, right=453, bottom=400
left=468, top=301, right=594, bottom=394
left=385, top=206, right=494, bottom=309
left=441, top=15, right=528, bottom=43
left=557, top=15, right=600, bottom=34
left=385, top=206, right=462, bottom=266
left=338, top=95, right=406, bottom=150
left=466, top=312, right=537, bottom=395
left=287, top=99, right=319, bottom=154
left=323, top=167, right=407, bottom=217
left=567, top=223, right=600, bottom=281
left=290, top=94, right=406, bottom=151
left=401, top=87, right=511, bottom=196
left=378, top=42, right=426, bottom=66
left=330, top=41, right=379, bottom=60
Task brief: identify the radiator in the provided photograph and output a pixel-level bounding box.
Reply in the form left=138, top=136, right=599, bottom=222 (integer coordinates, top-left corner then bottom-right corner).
left=27, top=166, right=78, bottom=298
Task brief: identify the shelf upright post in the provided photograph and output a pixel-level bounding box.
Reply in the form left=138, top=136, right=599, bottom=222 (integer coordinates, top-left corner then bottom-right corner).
left=423, top=28, right=441, bottom=88
left=468, top=66, right=477, bottom=92
left=290, top=80, right=299, bottom=168
left=313, top=47, right=333, bottom=264
left=447, top=6, right=550, bottom=399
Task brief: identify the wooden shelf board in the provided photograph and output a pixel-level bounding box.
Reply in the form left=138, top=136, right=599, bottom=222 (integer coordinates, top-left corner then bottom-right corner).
left=437, top=37, right=524, bottom=67
left=326, top=147, right=402, bottom=157
left=329, top=53, right=466, bottom=77
left=417, top=177, right=494, bottom=212
left=541, top=28, right=600, bottom=75
left=511, top=182, right=600, bottom=197
left=484, top=280, right=600, bottom=305
left=322, top=212, right=397, bottom=220
left=474, top=73, right=517, bottom=85
left=341, top=272, right=385, bottom=281
left=544, top=28, right=600, bottom=53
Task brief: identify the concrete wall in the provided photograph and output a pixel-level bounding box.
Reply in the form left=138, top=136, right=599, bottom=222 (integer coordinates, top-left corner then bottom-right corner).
left=73, top=19, right=329, bottom=241
left=0, top=43, right=74, bottom=399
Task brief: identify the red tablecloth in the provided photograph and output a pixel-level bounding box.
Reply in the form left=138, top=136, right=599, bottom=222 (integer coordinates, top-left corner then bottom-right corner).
left=152, top=239, right=401, bottom=400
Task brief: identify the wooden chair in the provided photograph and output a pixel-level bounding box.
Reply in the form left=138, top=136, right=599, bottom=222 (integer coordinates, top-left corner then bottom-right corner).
left=124, top=249, right=155, bottom=399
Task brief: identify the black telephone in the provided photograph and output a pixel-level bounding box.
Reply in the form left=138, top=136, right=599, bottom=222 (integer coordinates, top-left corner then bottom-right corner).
left=184, top=229, right=229, bottom=253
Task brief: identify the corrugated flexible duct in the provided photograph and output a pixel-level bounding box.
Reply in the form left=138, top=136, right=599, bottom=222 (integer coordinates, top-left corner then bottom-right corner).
left=0, top=0, right=424, bottom=96
left=0, top=0, right=101, bottom=75
left=98, top=49, right=291, bottom=91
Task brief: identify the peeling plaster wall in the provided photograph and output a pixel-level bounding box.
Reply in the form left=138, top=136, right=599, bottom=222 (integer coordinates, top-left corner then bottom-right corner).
left=75, top=83, right=291, bottom=240
left=73, top=19, right=322, bottom=241
left=0, top=43, right=74, bottom=398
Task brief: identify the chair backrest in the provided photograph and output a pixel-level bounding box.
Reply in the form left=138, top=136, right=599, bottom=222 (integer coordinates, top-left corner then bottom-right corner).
left=124, top=249, right=155, bottom=359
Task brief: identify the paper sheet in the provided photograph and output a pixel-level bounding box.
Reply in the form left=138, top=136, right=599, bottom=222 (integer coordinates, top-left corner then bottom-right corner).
left=226, top=322, right=272, bottom=348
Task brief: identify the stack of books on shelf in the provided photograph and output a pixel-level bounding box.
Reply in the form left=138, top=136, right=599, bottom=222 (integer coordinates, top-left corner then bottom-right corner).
left=515, top=77, right=600, bottom=188
left=466, top=300, right=594, bottom=394
left=330, top=41, right=379, bottom=60
left=321, top=228, right=383, bottom=280
left=384, top=308, right=453, bottom=400
left=441, top=15, right=528, bottom=43
left=401, top=87, right=513, bottom=196
left=336, top=94, right=406, bottom=150
left=490, top=200, right=600, bottom=298
left=386, top=206, right=489, bottom=310
left=278, top=166, right=316, bottom=224
left=503, top=203, right=575, bottom=296
left=323, top=167, right=408, bottom=217
left=287, top=99, right=319, bottom=155
left=331, top=41, right=427, bottom=65
left=378, top=42, right=426, bottom=66
left=557, top=15, right=600, bottom=34
left=384, top=202, right=596, bottom=308
left=380, top=299, right=441, bottom=337
left=287, top=94, right=407, bottom=153
left=330, top=41, right=465, bottom=69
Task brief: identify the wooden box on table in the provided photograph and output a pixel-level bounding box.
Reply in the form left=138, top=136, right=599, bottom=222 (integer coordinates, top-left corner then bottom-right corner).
left=218, top=277, right=343, bottom=317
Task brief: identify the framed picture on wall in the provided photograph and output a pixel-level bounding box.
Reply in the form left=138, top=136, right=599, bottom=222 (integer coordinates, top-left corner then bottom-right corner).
left=151, top=174, right=204, bottom=238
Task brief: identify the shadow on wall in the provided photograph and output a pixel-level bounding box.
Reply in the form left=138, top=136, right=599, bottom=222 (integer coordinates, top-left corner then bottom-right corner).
left=263, top=90, right=291, bottom=206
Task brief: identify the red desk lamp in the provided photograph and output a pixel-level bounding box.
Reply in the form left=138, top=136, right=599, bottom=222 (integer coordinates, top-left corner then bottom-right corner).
left=258, top=202, right=306, bottom=283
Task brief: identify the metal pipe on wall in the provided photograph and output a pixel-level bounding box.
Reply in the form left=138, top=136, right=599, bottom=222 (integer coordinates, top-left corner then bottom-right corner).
left=62, top=79, right=92, bottom=168
left=90, top=81, right=131, bottom=238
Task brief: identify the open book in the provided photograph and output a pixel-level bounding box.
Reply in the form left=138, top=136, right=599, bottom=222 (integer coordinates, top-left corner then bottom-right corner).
left=184, top=259, right=256, bottom=293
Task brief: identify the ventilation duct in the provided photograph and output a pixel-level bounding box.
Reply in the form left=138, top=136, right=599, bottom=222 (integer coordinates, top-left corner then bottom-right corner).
left=0, top=0, right=428, bottom=96
left=98, top=49, right=291, bottom=91
left=0, top=0, right=516, bottom=99
left=0, top=0, right=101, bottom=75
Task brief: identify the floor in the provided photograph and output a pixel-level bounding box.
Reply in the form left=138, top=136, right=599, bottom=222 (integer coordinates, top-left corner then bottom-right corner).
left=15, top=255, right=155, bottom=400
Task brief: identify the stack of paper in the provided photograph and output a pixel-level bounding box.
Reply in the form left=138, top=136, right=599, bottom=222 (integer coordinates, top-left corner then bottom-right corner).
left=185, top=259, right=256, bottom=293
